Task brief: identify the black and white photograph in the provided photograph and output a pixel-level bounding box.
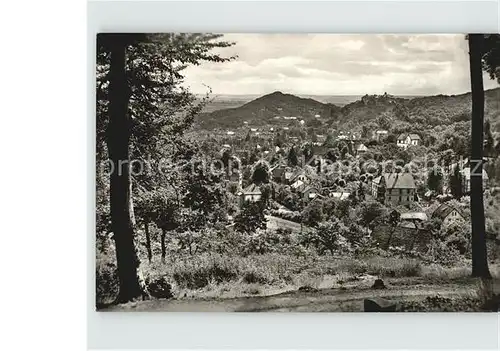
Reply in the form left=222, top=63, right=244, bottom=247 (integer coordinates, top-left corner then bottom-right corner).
left=96, top=33, right=500, bottom=312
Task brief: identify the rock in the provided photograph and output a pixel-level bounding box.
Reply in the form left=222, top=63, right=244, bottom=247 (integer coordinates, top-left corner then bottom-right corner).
left=298, top=286, right=319, bottom=292
left=372, top=279, right=386, bottom=289
left=364, top=297, right=397, bottom=312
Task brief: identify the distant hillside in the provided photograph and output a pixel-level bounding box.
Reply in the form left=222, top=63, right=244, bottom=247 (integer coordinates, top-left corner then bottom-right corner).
left=199, top=94, right=366, bottom=113
left=405, top=89, right=500, bottom=130
left=196, top=91, right=341, bottom=129
left=333, top=93, right=409, bottom=128
left=333, top=88, right=500, bottom=131
left=195, top=88, right=500, bottom=132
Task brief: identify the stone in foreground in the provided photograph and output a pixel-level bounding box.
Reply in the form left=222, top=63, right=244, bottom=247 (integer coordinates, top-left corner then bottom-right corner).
left=364, top=297, right=397, bottom=312
left=371, top=278, right=386, bottom=289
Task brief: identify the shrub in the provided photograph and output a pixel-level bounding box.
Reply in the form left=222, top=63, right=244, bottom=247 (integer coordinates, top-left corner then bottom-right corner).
left=312, top=219, right=352, bottom=256
left=242, top=284, right=261, bottom=295
left=146, top=276, right=173, bottom=299
left=171, top=255, right=239, bottom=289
left=425, top=239, right=462, bottom=266
left=96, top=260, right=118, bottom=306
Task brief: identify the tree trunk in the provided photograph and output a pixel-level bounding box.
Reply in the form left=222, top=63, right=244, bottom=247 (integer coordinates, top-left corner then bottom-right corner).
left=161, top=228, right=167, bottom=262
left=385, top=226, right=396, bottom=250
left=106, top=38, right=149, bottom=302
left=144, top=222, right=152, bottom=263
left=468, top=34, right=491, bottom=279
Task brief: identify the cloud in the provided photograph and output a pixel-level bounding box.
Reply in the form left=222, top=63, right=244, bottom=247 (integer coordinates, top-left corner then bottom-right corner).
left=183, top=34, right=500, bottom=96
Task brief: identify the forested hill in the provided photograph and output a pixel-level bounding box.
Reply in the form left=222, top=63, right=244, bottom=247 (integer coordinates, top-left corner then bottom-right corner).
left=195, top=91, right=342, bottom=129
left=195, top=88, right=500, bottom=132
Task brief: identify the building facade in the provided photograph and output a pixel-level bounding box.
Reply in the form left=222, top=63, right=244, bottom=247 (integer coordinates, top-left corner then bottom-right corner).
left=397, top=133, right=421, bottom=149
left=238, top=183, right=262, bottom=207
left=431, top=203, right=465, bottom=228
left=371, top=173, right=417, bottom=206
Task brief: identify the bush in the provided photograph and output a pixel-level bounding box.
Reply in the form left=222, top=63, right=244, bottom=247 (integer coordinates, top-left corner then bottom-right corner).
left=425, top=239, right=462, bottom=266
left=171, top=255, right=239, bottom=289
left=96, top=259, right=118, bottom=306
left=313, top=220, right=352, bottom=256
left=146, top=276, right=173, bottom=299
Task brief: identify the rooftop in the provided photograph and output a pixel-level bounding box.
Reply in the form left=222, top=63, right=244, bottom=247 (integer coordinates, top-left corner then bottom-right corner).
left=302, top=185, right=319, bottom=194
left=400, top=212, right=428, bottom=221
left=291, top=179, right=305, bottom=189
left=242, top=183, right=262, bottom=194
left=330, top=192, right=351, bottom=200
left=373, top=173, right=417, bottom=189
left=357, top=144, right=368, bottom=151
left=431, top=203, right=464, bottom=220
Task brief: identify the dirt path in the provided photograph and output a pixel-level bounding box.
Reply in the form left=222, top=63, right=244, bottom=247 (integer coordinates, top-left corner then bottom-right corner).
left=102, top=283, right=478, bottom=312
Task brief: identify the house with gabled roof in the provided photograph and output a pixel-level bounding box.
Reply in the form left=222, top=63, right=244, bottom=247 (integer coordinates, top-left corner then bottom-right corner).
left=270, top=162, right=289, bottom=183
left=400, top=212, right=428, bottom=222
left=237, top=183, right=262, bottom=207
left=407, top=134, right=421, bottom=147
left=290, top=170, right=309, bottom=184
left=397, top=133, right=421, bottom=149
left=291, top=179, right=305, bottom=190
left=356, top=143, right=368, bottom=155
left=430, top=203, right=465, bottom=228
left=374, top=130, right=388, bottom=141
left=399, top=212, right=428, bottom=229
left=284, top=170, right=294, bottom=183
left=316, top=134, right=327, bottom=144
left=301, top=185, right=320, bottom=201
left=371, top=172, right=417, bottom=206
left=396, top=133, right=408, bottom=147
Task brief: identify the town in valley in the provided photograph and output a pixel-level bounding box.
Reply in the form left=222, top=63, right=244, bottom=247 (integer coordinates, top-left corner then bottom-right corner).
left=96, top=34, right=500, bottom=312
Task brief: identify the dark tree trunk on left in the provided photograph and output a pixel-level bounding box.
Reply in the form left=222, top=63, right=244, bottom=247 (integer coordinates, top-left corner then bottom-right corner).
left=106, top=36, right=149, bottom=302
left=160, top=228, right=167, bottom=262
left=468, top=34, right=491, bottom=279
left=144, top=222, right=152, bottom=263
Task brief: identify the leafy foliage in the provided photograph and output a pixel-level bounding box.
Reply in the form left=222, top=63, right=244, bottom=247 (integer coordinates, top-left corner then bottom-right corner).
left=427, top=167, right=444, bottom=193
left=251, top=161, right=270, bottom=184
left=311, top=219, right=352, bottom=256
left=234, top=201, right=267, bottom=233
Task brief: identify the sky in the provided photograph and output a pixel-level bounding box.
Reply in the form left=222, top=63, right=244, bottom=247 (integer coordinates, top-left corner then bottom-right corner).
left=183, top=34, right=499, bottom=96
